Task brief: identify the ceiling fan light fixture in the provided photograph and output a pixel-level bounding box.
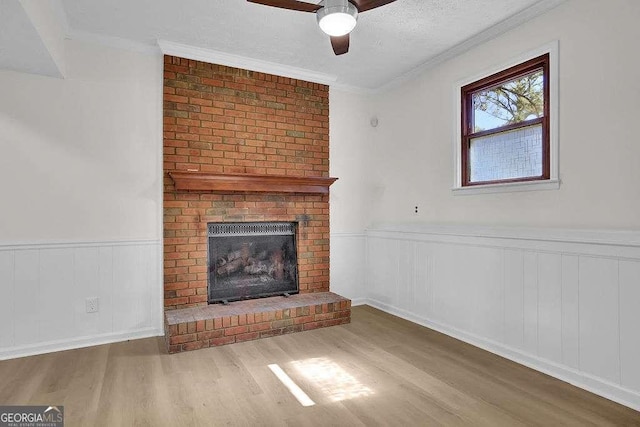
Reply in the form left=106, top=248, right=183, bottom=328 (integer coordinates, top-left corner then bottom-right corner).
left=317, top=0, right=358, bottom=37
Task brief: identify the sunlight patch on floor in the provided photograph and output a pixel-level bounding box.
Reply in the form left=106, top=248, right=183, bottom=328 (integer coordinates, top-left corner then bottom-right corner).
left=291, top=357, right=374, bottom=402
left=268, top=364, right=315, bottom=407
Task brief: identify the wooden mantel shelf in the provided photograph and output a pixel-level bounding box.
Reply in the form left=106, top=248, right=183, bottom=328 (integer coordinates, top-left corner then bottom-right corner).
left=169, top=172, right=338, bottom=194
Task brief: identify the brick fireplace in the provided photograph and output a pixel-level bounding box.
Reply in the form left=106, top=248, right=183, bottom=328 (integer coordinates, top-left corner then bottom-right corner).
left=163, top=56, right=350, bottom=352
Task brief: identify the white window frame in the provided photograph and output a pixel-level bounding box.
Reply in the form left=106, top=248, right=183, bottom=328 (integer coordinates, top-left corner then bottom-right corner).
left=452, top=41, right=560, bottom=195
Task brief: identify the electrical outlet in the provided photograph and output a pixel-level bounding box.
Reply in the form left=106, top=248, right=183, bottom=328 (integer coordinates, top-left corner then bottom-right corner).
left=414, top=206, right=419, bottom=215
left=86, top=297, right=99, bottom=313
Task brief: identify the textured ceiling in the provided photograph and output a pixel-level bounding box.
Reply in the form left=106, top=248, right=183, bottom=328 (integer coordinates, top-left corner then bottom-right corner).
left=8, top=0, right=561, bottom=89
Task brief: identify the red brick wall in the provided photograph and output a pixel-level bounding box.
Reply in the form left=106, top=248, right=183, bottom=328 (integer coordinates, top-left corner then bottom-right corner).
left=163, top=56, right=330, bottom=310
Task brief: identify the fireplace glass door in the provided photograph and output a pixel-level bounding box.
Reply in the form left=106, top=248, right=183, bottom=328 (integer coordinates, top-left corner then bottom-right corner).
left=208, top=222, right=299, bottom=303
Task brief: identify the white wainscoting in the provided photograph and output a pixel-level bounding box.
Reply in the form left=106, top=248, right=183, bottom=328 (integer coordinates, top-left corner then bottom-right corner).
left=330, top=233, right=366, bottom=306
left=363, top=224, right=640, bottom=411
left=0, top=239, right=163, bottom=360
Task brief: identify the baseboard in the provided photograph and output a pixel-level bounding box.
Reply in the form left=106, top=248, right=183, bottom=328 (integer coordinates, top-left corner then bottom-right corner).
left=0, top=328, right=164, bottom=360
left=361, top=298, right=640, bottom=412
left=349, top=297, right=368, bottom=307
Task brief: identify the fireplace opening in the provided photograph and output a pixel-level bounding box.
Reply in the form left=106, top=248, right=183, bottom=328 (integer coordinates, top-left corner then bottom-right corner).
left=208, top=222, right=299, bottom=303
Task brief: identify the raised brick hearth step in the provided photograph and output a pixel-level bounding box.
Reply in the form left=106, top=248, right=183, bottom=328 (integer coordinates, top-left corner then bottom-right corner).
left=164, top=292, right=351, bottom=353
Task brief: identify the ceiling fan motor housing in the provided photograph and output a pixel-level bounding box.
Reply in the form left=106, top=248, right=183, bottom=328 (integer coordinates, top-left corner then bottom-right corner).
left=317, top=0, right=358, bottom=37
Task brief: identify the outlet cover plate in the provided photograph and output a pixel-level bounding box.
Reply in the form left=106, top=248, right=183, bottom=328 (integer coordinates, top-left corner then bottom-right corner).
left=86, top=297, right=99, bottom=313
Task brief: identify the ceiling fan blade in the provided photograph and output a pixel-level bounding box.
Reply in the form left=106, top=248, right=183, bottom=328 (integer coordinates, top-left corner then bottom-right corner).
left=247, top=0, right=322, bottom=13
left=330, top=34, right=350, bottom=55
left=348, top=0, right=397, bottom=13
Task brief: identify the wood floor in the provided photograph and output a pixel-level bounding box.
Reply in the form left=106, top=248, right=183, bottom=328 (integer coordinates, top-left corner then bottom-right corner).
left=1, top=306, right=639, bottom=426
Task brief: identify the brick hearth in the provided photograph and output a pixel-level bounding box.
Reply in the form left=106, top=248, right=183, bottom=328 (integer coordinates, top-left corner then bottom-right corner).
left=165, top=292, right=351, bottom=353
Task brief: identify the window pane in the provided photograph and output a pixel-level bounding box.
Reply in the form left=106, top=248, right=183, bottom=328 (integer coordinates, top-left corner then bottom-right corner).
left=469, top=124, right=542, bottom=183
left=472, top=69, right=544, bottom=132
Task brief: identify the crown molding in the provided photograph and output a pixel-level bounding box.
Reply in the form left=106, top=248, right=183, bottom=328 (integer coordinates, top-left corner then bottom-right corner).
left=158, top=39, right=338, bottom=86
left=374, top=0, right=567, bottom=94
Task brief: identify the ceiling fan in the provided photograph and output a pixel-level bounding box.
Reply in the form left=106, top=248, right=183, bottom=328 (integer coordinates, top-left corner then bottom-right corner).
left=247, top=0, right=397, bottom=55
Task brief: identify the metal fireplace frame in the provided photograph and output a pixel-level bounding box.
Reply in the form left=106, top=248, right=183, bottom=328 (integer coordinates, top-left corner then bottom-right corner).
left=207, top=221, right=300, bottom=304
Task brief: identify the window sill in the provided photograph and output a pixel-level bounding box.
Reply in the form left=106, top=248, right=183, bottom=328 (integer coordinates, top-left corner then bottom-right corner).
left=452, top=179, right=560, bottom=195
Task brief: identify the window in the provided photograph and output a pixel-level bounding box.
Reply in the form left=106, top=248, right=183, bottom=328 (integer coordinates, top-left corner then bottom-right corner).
left=461, top=54, right=549, bottom=187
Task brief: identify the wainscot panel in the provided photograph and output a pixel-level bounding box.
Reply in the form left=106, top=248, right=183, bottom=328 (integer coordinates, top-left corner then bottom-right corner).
left=329, top=233, right=366, bottom=304
left=0, top=240, right=163, bottom=360
left=362, top=224, right=640, bottom=411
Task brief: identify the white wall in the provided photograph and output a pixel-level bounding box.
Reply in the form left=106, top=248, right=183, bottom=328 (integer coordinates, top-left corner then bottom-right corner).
left=366, top=0, right=640, bottom=229
left=329, top=89, right=377, bottom=235
left=0, top=39, right=163, bottom=358
left=0, top=39, right=162, bottom=242
left=328, top=89, right=375, bottom=301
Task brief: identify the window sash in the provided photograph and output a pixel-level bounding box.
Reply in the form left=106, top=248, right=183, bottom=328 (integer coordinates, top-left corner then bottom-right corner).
left=470, top=69, right=544, bottom=133
left=468, top=117, right=543, bottom=140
